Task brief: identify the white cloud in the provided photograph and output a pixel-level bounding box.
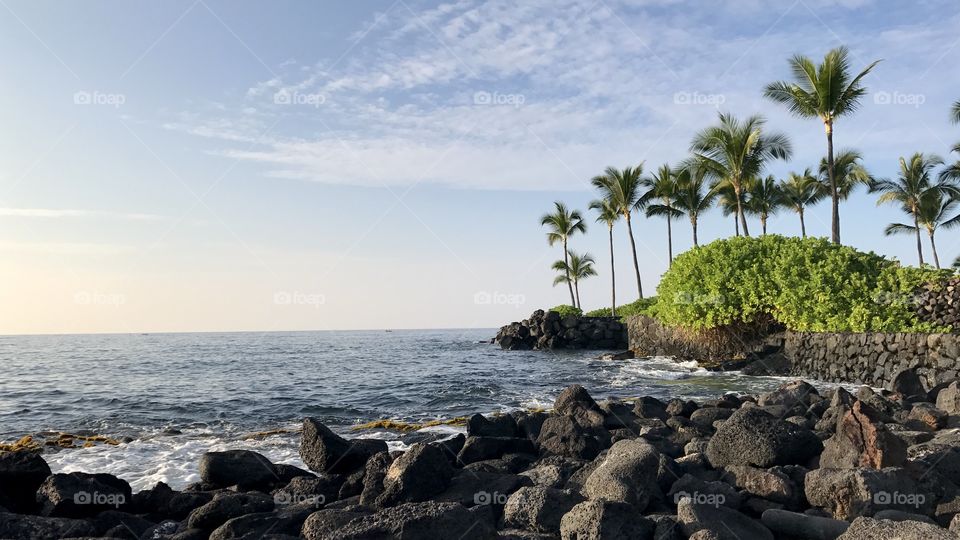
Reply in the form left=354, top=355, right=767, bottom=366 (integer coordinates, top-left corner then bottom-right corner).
left=0, top=208, right=165, bottom=221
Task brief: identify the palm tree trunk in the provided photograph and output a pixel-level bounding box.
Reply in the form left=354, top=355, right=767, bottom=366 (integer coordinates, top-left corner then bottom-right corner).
left=667, top=212, right=673, bottom=267
left=734, top=214, right=739, bottom=237
left=929, top=230, right=941, bottom=269
left=799, top=208, right=806, bottom=238
left=826, top=122, right=840, bottom=244
left=608, top=225, right=616, bottom=317
left=691, top=216, right=699, bottom=246
left=574, top=279, right=581, bottom=310
left=625, top=213, right=644, bottom=299
left=562, top=238, right=576, bottom=306
left=735, top=184, right=750, bottom=237
left=913, top=213, right=924, bottom=266
left=761, top=214, right=768, bottom=235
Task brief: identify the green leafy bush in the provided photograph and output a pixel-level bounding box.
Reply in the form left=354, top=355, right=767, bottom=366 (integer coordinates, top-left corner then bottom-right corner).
left=651, top=235, right=951, bottom=332
left=585, top=297, right=658, bottom=318
left=549, top=304, right=583, bottom=318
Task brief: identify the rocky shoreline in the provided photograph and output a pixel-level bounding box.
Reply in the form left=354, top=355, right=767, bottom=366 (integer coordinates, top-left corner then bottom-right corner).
left=4, top=371, right=960, bottom=538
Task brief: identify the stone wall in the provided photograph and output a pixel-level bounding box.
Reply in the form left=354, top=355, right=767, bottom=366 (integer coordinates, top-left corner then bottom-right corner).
left=916, top=276, right=960, bottom=331
left=495, top=310, right=626, bottom=350
left=784, top=332, right=960, bottom=389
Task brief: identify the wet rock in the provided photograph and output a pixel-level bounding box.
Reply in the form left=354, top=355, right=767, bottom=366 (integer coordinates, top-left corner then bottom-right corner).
left=583, top=438, right=661, bottom=510
left=36, top=472, right=132, bottom=518
left=199, top=450, right=280, bottom=489
left=503, top=486, right=584, bottom=533
left=677, top=497, right=773, bottom=540
left=706, top=407, right=822, bottom=468
left=559, top=500, right=655, bottom=539
left=0, top=450, right=51, bottom=513
left=299, top=418, right=388, bottom=474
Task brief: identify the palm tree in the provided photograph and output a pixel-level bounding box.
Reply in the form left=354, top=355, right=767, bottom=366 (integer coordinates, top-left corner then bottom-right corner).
left=819, top=149, right=873, bottom=203
left=671, top=162, right=717, bottom=246
left=746, top=175, right=783, bottom=235
left=764, top=47, right=880, bottom=245
left=589, top=199, right=620, bottom=317
left=691, top=112, right=792, bottom=237
left=540, top=201, right=586, bottom=306
left=952, top=100, right=960, bottom=124
left=716, top=184, right=742, bottom=236
left=592, top=165, right=646, bottom=298
left=642, top=164, right=682, bottom=265
left=872, top=153, right=947, bottom=266
left=954, top=255, right=960, bottom=270
left=779, top=168, right=825, bottom=237
left=916, top=190, right=960, bottom=269
left=552, top=251, right=597, bottom=310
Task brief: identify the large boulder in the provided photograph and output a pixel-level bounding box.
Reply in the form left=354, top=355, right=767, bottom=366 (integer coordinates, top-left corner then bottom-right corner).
left=634, top=397, right=668, bottom=421
left=274, top=474, right=344, bottom=508
left=300, top=418, right=388, bottom=474
left=820, top=401, right=907, bottom=469
left=559, top=500, right=655, bottom=540
left=503, top=486, right=585, bottom=533
left=583, top=439, right=661, bottom=510
left=436, top=471, right=529, bottom=508
left=36, top=472, right=132, bottom=518
left=668, top=474, right=742, bottom=510
left=0, top=513, right=97, bottom=539
left=537, top=416, right=605, bottom=460
left=301, top=508, right=369, bottom=540
left=757, top=380, right=819, bottom=412
left=836, top=516, right=957, bottom=539
left=0, top=451, right=51, bottom=513
left=555, top=384, right=607, bottom=429
left=378, top=443, right=455, bottom=506
left=720, top=465, right=796, bottom=505
left=804, top=467, right=929, bottom=520
left=705, top=407, right=822, bottom=468
left=130, top=481, right=212, bottom=521
left=199, top=449, right=279, bottom=489
left=359, top=451, right=393, bottom=506
left=936, top=382, right=960, bottom=415
left=676, top=497, right=773, bottom=540
left=209, top=504, right=315, bottom=540
left=186, top=492, right=275, bottom=531
left=468, top=413, right=519, bottom=438
left=890, top=369, right=928, bottom=402
left=327, top=501, right=497, bottom=539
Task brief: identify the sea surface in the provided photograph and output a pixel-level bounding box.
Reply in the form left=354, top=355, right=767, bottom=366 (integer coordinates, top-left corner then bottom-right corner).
left=1, top=329, right=824, bottom=490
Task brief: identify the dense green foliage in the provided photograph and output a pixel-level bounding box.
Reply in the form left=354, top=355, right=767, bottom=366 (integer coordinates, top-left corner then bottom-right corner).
left=651, top=235, right=952, bottom=332
left=549, top=304, right=583, bottom=318
left=585, top=297, right=658, bottom=318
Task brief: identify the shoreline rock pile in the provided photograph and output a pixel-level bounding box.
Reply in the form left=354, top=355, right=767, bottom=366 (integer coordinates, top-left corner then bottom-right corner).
left=495, top=309, right=627, bottom=350
left=917, top=277, right=960, bottom=332
left=5, top=372, right=960, bottom=538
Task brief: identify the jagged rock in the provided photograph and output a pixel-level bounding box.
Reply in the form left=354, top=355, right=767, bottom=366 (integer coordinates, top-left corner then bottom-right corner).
left=467, top=413, right=518, bottom=438
left=706, top=407, right=822, bottom=468
left=378, top=443, right=455, bottom=506
left=906, top=403, right=948, bottom=431
left=677, top=497, right=774, bottom=540
left=537, top=416, right=605, bottom=460
left=436, top=471, right=529, bottom=508
left=835, top=516, right=957, bottom=539
left=634, top=397, right=668, bottom=421
left=458, top=436, right=537, bottom=464
left=583, top=438, right=661, bottom=510
left=804, top=467, right=928, bottom=520
left=820, top=401, right=907, bottom=469
left=559, top=500, right=655, bottom=539
left=689, top=407, right=734, bottom=428
left=301, top=509, right=368, bottom=540
left=300, top=418, right=388, bottom=474
left=209, top=504, right=315, bottom=540
left=758, top=380, right=819, bottom=412
left=358, top=451, right=392, bottom=506
left=721, top=465, right=796, bottom=505
left=555, top=384, right=606, bottom=429
left=318, top=502, right=494, bottom=538
left=36, top=472, right=132, bottom=518
left=186, top=492, right=275, bottom=531
left=274, top=475, right=343, bottom=508
left=503, top=486, right=585, bottom=533
left=936, top=382, right=960, bottom=415
left=131, top=481, right=212, bottom=521
left=199, top=450, right=279, bottom=489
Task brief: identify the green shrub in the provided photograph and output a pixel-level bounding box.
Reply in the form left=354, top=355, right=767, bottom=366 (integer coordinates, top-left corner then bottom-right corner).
left=651, top=235, right=951, bottom=332
left=585, top=297, right=658, bottom=318
left=549, top=304, right=583, bottom=318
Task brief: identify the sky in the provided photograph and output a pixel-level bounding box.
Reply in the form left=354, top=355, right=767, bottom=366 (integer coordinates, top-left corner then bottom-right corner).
left=0, top=0, right=958, bottom=334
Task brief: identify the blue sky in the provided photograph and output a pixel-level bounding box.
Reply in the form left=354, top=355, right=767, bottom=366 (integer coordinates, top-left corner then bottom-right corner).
left=1, top=0, right=958, bottom=334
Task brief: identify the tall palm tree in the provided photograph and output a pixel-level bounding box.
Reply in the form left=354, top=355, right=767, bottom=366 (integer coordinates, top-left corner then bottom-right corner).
left=764, top=47, right=880, bottom=245
left=884, top=190, right=960, bottom=269
left=592, top=165, right=646, bottom=298
left=779, top=168, right=825, bottom=238
left=540, top=201, right=586, bottom=306
left=671, top=162, right=717, bottom=246
left=716, top=184, right=742, bottom=237
left=746, top=175, right=783, bottom=235
left=552, top=251, right=597, bottom=310
left=641, top=164, right=682, bottom=265
left=819, top=149, right=873, bottom=203
left=691, top=112, right=792, bottom=237
left=589, top=199, right=620, bottom=317
left=871, top=153, right=947, bottom=266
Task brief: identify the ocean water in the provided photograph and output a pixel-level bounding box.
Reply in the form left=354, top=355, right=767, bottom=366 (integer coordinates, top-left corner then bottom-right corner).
left=1, top=329, right=815, bottom=490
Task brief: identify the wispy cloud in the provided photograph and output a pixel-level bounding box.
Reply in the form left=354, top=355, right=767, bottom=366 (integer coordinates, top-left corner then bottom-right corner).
left=0, top=208, right=165, bottom=221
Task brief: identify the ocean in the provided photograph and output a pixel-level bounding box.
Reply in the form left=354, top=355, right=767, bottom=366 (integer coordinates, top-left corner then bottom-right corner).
left=1, top=328, right=810, bottom=490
